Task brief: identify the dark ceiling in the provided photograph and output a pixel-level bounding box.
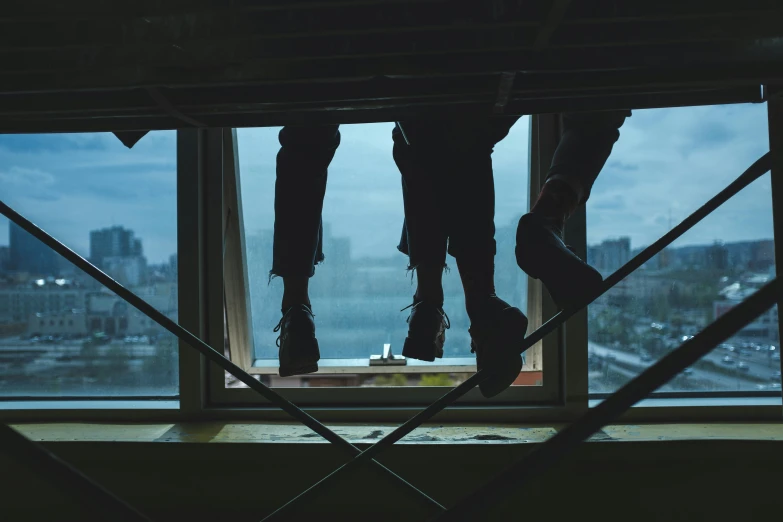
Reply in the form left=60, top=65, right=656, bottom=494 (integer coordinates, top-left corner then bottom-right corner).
left=1, top=0, right=782, bottom=132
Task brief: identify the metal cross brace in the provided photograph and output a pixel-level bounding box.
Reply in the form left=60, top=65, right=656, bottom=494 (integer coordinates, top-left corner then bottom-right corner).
left=0, top=423, right=153, bottom=521
left=260, top=152, right=772, bottom=521
left=0, top=152, right=770, bottom=521
left=434, top=276, right=781, bottom=521
left=0, top=200, right=445, bottom=518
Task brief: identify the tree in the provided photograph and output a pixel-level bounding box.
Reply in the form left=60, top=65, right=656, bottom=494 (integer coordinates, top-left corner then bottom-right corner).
left=373, top=374, right=408, bottom=386
left=419, top=373, right=453, bottom=386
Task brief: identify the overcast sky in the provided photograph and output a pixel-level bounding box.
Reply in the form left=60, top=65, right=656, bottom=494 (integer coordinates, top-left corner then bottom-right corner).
left=0, top=102, right=774, bottom=265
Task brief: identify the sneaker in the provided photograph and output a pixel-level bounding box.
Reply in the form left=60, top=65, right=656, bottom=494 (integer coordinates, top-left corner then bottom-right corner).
left=401, top=299, right=450, bottom=362
left=275, top=304, right=320, bottom=377
left=515, top=212, right=603, bottom=310
left=469, top=296, right=528, bottom=399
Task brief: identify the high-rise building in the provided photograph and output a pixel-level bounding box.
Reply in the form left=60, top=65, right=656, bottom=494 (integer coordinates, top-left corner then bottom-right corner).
left=0, top=245, right=9, bottom=272
left=706, top=241, right=729, bottom=270
left=587, top=237, right=631, bottom=275
left=8, top=222, right=61, bottom=276
left=89, top=226, right=143, bottom=268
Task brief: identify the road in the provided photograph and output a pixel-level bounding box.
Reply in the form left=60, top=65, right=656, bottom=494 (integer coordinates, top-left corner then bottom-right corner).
left=589, top=342, right=781, bottom=392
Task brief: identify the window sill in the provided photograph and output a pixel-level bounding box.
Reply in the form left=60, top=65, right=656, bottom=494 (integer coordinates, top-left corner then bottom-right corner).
left=0, top=400, right=179, bottom=410
left=250, top=357, right=481, bottom=374
left=591, top=396, right=782, bottom=408
left=590, top=396, right=782, bottom=422
left=250, top=358, right=539, bottom=374
left=11, top=421, right=783, bottom=445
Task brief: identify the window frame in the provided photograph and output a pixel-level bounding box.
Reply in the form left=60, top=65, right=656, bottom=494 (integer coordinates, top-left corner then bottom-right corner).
left=205, top=119, right=568, bottom=413
left=0, top=95, right=781, bottom=423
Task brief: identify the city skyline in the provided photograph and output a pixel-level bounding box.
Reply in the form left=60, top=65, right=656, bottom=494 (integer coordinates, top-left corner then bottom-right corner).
left=0, top=220, right=174, bottom=274
left=0, top=103, right=774, bottom=264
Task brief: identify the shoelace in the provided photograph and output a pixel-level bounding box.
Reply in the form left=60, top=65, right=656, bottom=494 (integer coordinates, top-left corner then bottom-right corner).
left=273, top=304, right=315, bottom=347
left=400, top=301, right=450, bottom=329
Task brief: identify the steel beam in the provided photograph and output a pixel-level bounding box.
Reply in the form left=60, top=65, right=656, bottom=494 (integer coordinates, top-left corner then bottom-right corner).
left=433, top=277, right=781, bottom=522
left=0, top=200, right=444, bottom=517
left=0, top=424, right=153, bottom=521
left=260, top=153, right=771, bottom=520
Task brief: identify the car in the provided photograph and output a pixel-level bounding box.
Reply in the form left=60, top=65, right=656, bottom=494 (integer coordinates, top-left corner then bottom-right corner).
left=773, top=353, right=781, bottom=362
left=682, top=367, right=694, bottom=376
left=640, top=353, right=653, bottom=362
left=721, top=356, right=735, bottom=365
left=737, top=362, right=750, bottom=372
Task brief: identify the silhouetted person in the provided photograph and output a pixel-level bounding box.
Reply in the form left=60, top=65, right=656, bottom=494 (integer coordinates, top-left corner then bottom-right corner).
left=271, top=125, right=340, bottom=377
left=393, top=116, right=527, bottom=398
left=394, top=110, right=630, bottom=397
left=516, top=110, right=630, bottom=309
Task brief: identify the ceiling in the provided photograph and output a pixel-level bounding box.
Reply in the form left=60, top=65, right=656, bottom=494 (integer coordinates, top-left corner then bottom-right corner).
left=1, top=0, right=782, bottom=132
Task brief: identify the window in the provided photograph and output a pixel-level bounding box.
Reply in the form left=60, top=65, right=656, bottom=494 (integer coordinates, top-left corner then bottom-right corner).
left=587, top=104, right=780, bottom=396
left=218, top=120, right=549, bottom=403
left=0, top=131, right=179, bottom=398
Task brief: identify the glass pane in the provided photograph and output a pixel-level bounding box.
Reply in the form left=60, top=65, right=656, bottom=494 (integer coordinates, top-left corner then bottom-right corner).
left=0, top=132, right=179, bottom=397
left=236, top=121, right=535, bottom=388
left=587, top=104, right=780, bottom=395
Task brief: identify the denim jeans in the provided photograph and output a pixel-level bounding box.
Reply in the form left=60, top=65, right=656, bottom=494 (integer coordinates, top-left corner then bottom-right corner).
left=395, top=110, right=631, bottom=266
left=393, top=116, right=520, bottom=268
left=271, top=124, right=341, bottom=278
left=271, top=110, right=630, bottom=277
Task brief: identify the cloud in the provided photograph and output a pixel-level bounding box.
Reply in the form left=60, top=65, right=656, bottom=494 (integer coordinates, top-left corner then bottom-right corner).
left=0, top=104, right=773, bottom=269
left=607, top=161, right=638, bottom=172
left=591, top=193, right=625, bottom=211
left=0, top=166, right=56, bottom=189
left=0, top=134, right=107, bottom=153
left=0, top=131, right=177, bottom=263
left=587, top=102, right=772, bottom=249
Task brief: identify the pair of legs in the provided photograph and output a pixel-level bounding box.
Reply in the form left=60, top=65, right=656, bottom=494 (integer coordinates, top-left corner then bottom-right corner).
left=270, top=110, right=630, bottom=384
left=393, top=116, right=530, bottom=397
left=517, top=110, right=631, bottom=310
left=395, top=110, right=630, bottom=395
left=271, top=125, right=341, bottom=376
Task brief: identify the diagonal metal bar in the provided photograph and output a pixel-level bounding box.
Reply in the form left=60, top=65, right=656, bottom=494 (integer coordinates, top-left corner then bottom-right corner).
left=261, top=151, right=772, bottom=521
left=0, top=423, right=153, bottom=521
left=433, top=277, right=781, bottom=522
left=0, top=200, right=444, bottom=516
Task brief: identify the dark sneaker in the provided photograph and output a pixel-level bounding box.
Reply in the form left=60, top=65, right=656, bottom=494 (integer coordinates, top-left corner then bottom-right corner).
left=516, top=212, right=603, bottom=310
left=469, top=296, right=528, bottom=399
left=275, top=304, right=320, bottom=377
left=401, top=299, right=450, bottom=362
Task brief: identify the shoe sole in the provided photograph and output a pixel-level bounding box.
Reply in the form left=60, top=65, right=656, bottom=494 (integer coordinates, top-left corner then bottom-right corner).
left=402, top=336, right=444, bottom=362
left=279, top=335, right=320, bottom=378
left=478, top=307, right=528, bottom=399
left=516, top=226, right=602, bottom=310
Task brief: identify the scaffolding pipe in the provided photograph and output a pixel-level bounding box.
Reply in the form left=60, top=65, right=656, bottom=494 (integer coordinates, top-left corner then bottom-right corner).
left=0, top=424, right=153, bottom=522
left=0, top=200, right=444, bottom=516
left=260, top=152, right=771, bottom=520
left=433, top=277, right=780, bottom=521
left=0, top=150, right=772, bottom=522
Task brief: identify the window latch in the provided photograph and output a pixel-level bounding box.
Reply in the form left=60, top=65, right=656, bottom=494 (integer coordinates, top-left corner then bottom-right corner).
left=370, top=343, right=407, bottom=366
